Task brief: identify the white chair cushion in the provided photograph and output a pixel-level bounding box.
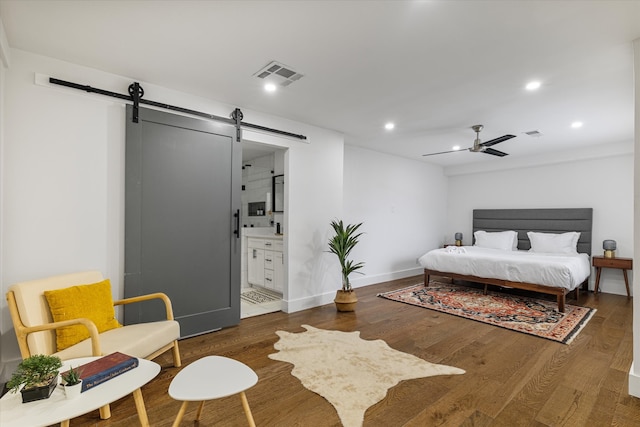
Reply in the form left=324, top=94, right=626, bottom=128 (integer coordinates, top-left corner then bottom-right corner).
left=54, top=320, right=180, bottom=360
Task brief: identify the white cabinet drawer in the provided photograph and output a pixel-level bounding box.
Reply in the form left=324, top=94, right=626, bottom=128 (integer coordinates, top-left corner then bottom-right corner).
left=262, top=240, right=283, bottom=251
left=264, top=269, right=274, bottom=285
left=247, top=238, right=282, bottom=249
left=264, top=251, right=275, bottom=269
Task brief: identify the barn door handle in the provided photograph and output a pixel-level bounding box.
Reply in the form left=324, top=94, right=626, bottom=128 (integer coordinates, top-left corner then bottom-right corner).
left=233, top=209, right=240, bottom=238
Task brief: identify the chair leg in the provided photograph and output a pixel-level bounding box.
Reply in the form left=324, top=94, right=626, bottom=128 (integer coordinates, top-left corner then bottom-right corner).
left=172, top=341, right=182, bottom=367
left=240, top=392, right=256, bottom=427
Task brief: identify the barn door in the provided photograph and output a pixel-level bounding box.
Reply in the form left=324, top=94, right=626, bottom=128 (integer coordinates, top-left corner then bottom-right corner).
left=124, top=105, right=241, bottom=337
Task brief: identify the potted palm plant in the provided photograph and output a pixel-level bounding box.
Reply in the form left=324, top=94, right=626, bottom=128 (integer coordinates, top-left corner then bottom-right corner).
left=7, top=354, right=62, bottom=403
left=328, top=219, right=365, bottom=311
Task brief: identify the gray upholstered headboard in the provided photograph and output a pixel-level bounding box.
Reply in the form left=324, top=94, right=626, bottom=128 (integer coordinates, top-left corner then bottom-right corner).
left=472, top=208, right=593, bottom=255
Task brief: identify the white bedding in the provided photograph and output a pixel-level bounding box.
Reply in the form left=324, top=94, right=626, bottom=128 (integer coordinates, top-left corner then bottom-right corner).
left=418, top=246, right=591, bottom=291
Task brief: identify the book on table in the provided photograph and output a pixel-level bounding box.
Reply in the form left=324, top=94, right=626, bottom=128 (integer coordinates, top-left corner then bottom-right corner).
left=61, top=351, right=139, bottom=393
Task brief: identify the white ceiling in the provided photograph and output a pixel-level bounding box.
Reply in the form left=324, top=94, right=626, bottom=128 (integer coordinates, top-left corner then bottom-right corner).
left=1, top=1, right=639, bottom=168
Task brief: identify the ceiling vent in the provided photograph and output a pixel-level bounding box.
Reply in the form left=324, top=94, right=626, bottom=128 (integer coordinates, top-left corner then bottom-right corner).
left=524, top=130, right=543, bottom=137
left=253, top=61, right=304, bottom=87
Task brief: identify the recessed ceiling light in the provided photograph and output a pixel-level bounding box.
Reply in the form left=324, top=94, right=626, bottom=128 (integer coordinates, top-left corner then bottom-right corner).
left=525, top=81, right=541, bottom=91
left=384, top=122, right=395, bottom=130
left=264, top=83, right=277, bottom=93
left=452, top=145, right=461, bottom=151
left=571, top=121, right=583, bottom=128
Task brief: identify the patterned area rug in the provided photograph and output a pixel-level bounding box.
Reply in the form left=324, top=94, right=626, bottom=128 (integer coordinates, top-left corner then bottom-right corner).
left=378, top=283, right=596, bottom=344
left=241, top=288, right=280, bottom=304
left=268, top=325, right=464, bottom=427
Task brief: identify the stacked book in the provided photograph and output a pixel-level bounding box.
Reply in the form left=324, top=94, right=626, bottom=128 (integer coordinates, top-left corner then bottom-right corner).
left=61, top=352, right=138, bottom=393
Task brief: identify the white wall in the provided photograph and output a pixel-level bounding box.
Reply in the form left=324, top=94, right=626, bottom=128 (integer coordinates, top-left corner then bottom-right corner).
left=0, top=16, right=10, bottom=382
left=0, top=49, right=344, bottom=377
left=629, top=37, right=640, bottom=398
left=446, top=153, right=634, bottom=296
left=343, top=145, right=448, bottom=287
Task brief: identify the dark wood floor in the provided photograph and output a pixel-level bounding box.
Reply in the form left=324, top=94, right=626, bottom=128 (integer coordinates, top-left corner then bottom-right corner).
left=67, top=275, right=639, bottom=426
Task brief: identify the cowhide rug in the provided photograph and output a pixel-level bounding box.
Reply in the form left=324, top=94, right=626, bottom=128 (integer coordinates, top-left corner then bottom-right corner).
left=268, top=325, right=465, bottom=427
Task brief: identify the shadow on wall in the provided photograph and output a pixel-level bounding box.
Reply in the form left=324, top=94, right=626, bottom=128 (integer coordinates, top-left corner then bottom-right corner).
left=0, top=327, right=20, bottom=384
left=305, top=228, right=340, bottom=298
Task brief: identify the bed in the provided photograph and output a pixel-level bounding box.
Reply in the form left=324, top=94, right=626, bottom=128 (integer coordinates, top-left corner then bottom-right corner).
left=419, top=208, right=593, bottom=312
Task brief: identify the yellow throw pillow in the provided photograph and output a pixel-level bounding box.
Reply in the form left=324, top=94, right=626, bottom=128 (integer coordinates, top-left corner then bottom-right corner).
left=44, top=279, right=122, bottom=351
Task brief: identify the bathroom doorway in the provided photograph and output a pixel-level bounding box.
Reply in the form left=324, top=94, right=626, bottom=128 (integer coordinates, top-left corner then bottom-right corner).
left=240, top=141, right=286, bottom=318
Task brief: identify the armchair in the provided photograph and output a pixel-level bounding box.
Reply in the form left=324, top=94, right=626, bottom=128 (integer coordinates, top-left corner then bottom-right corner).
left=6, top=270, right=181, bottom=366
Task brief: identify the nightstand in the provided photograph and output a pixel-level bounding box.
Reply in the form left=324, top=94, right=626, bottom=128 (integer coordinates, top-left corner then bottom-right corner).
left=592, top=256, right=633, bottom=297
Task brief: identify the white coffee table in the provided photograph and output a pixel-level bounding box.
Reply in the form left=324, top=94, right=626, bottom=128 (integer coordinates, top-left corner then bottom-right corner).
left=0, top=356, right=160, bottom=427
left=169, top=355, right=258, bottom=427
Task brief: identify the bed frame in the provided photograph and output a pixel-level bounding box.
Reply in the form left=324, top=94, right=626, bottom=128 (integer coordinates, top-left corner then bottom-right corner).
left=424, top=208, right=593, bottom=312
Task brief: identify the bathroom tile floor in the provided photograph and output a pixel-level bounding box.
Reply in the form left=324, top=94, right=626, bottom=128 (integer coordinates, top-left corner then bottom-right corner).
left=240, top=288, right=282, bottom=318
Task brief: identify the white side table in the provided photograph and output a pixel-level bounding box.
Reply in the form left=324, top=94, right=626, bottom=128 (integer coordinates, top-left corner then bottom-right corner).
left=0, top=356, right=160, bottom=427
left=169, top=356, right=258, bottom=427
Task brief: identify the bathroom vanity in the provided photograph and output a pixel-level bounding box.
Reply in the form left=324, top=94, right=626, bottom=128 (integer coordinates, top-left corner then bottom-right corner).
left=247, top=236, right=284, bottom=293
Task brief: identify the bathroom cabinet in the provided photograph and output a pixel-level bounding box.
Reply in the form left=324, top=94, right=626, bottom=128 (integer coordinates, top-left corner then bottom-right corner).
left=247, top=237, right=283, bottom=293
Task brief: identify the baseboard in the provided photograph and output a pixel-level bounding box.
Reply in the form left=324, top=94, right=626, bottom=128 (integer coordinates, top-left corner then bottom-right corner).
left=282, top=268, right=424, bottom=313
left=284, top=292, right=335, bottom=313
left=629, top=363, right=640, bottom=398
left=350, top=268, right=423, bottom=288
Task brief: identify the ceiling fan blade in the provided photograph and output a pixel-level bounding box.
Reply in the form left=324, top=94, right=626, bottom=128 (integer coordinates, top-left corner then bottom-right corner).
left=483, top=147, right=509, bottom=157
left=481, top=134, right=516, bottom=147
left=422, top=147, right=469, bottom=157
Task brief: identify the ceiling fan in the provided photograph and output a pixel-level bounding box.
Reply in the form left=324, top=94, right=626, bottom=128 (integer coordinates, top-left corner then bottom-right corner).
left=422, top=125, right=516, bottom=157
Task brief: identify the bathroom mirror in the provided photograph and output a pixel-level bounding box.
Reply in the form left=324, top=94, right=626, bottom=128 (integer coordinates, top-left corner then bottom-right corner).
left=272, top=174, right=284, bottom=212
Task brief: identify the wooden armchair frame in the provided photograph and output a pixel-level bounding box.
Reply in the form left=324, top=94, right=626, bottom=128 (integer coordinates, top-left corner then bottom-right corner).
left=113, top=292, right=181, bottom=365
left=6, top=290, right=181, bottom=367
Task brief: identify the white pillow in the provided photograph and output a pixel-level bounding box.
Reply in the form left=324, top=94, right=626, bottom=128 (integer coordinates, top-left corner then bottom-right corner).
left=527, top=231, right=581, bottom=254
left=473, top=230, right=518, bottom=251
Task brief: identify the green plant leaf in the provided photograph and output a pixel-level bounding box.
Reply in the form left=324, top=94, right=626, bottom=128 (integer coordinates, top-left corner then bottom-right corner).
left=328, top=219, right=365, bottom=291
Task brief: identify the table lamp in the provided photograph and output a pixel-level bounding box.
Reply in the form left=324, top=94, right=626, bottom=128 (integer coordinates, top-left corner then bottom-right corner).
left=603, top=239, right=616, bottom=258
left=454, top=232, right=463, bottom=246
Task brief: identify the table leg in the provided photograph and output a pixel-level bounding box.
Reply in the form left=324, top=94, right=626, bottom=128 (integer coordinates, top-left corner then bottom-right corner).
left=132, top=387, right=150, bottom=427
left=594, top=267, right=602, bottom=294
left=172, top=401, right=189, bottom=427
left=196, top=401, right=205, bottom=421
left=61, top=420, right=70, bottom=427
left=240, top=391, right=256, bottom=427
left=623, top=269, right=631, bottom=298
left=99, top=404, right=111, bottom=419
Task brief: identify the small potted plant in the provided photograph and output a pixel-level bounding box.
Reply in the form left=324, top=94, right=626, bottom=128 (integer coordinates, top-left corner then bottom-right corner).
left=6, top=354, right=62, bottom=403
left=328, top=219, right=365, bottom=311
left=61, top=365, right=83, bottom=398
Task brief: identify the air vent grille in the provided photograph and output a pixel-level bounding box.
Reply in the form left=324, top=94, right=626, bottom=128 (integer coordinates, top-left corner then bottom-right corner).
left=253, top=61, right=304, bottom=87
left=525, top=130, right=543, bottom=137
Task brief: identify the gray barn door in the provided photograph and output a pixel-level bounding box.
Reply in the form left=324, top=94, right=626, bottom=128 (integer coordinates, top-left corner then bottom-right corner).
left=124, top=105, right=241, bottom=337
